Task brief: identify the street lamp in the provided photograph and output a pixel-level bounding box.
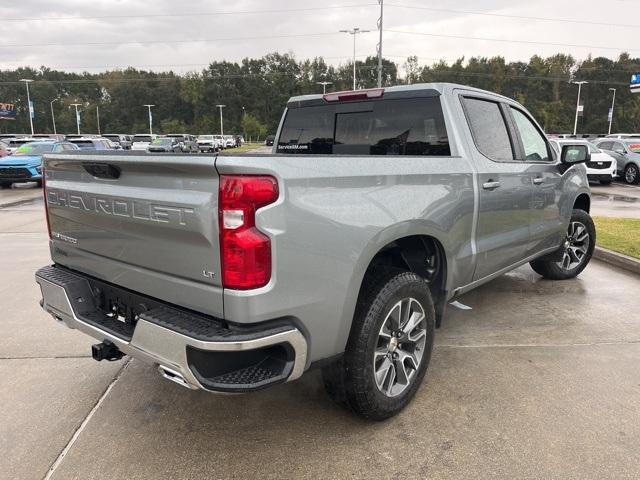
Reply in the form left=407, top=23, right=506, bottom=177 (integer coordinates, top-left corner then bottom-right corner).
left=572, top=81, right=588, bottom=136
left=216, top=104, right=226, bottom=136
left=316, top=81, right=333, bottom=94
left=70, top=103, right=82, bottom=135
left=143, top=104, right=155, bottom=135
left=20, top=79, right=34, bottom=136
left=608, top=88, right=616, bottom=135
left=340, top=28, right=370, bottom=90
left=50, top=99, right=58, bottom=135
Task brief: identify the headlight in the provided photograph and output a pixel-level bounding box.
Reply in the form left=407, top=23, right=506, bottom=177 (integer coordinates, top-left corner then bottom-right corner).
left=36, top=166, right=42, bottom=174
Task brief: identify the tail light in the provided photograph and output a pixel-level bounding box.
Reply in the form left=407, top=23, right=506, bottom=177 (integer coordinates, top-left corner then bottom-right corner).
left=219, top=175, right=278, bottom=290
left=42, top=166, right=52, bottom=238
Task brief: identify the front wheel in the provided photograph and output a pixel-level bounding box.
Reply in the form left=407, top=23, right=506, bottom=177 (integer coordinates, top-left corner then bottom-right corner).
left=530, top=209, right=595, bottom=280
left=322, top=270, right=435, bottom=420
left=0, top=181, right=12, bottom=189
left=624, top=163, right=640, bottom=184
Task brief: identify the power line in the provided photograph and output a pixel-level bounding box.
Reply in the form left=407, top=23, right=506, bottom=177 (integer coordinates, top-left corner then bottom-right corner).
left=386, top=3, right=640, bottom=29
left=0, top=31, right=347, bottom=49
left=2, top=3, right=377, bottom=22
left=386, top=29, right=636, bottom=53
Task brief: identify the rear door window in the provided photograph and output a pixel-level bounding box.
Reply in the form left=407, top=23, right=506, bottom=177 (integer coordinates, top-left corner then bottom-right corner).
left=277, top=96, right=450, bottom=156
left=597, top=141, right=613, bottom=150
left=462, top=97, right=514, bottom=161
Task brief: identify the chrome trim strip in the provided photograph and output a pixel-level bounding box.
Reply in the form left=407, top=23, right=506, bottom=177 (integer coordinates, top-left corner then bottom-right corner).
left=36, top=275, right=308, bottom=390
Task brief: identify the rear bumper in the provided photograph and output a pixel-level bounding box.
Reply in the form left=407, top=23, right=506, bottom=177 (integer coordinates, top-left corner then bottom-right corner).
left=35, top=265, right=307, bottom=392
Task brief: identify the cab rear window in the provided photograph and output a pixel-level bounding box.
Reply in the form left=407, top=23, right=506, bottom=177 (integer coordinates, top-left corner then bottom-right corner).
left=277, top=97, right=450, bottom=156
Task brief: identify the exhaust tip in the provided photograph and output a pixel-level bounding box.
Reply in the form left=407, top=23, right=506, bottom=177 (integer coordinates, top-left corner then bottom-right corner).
left=158, top=365, right=196, bottom=389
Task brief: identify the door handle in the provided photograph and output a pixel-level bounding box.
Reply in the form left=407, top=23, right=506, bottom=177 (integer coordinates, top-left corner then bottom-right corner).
left=482, top=180, right=501, bottom=190
left=533, top=177, right=545, bottom=185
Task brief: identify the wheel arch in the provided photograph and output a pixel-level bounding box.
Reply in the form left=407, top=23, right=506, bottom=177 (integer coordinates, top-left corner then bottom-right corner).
left=573, top=192, right=590, bottom=213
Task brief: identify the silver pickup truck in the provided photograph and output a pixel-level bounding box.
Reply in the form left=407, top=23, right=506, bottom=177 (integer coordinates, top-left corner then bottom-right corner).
left=35, top=83, right=595, bottom=420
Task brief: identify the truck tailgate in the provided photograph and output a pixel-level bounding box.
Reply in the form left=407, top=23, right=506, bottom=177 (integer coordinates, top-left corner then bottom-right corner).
left=43, top=152, right=223, bottom=318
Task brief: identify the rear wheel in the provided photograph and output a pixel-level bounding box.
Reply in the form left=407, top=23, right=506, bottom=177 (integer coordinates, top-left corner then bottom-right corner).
left=530, top=209, right=595, bottom=280
left=624, top=164, right=640, bottom=184
left=322, top=270, right=435, bottom=420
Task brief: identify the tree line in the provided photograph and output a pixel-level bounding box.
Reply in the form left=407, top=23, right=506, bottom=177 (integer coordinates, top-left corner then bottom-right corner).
left=1, top=52, right=639, bottom=137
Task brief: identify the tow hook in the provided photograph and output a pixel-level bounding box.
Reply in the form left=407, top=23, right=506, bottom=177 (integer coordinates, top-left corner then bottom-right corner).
left=91, top=340, right=124, bottom=362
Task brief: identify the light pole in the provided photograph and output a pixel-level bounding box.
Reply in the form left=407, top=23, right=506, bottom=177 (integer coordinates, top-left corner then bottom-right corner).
left=143, top=104, right=155, bottom=135
left=608, top=88, right=616, bottom=135
left=70, top=103, right=82, bottom=135
left=20, top=79, right=35, bottom=136
left=96, top=106, right=101, bottom=135
left=316, top=81, right=333, bottom=94
left=50, top=99, right=58, bottom=135
left=340, top=27, right=370, bottom=90
left=376, top=0, right=384, bottom=87
left=216, top=104, right=226, bottom=136
left=572, top=81, right=588, bottom=136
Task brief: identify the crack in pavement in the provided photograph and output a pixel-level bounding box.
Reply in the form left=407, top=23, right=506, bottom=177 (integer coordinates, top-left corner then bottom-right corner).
left=42, top=358, right=132, bottom=480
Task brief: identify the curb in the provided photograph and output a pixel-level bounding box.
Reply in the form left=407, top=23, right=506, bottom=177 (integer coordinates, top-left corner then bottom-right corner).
left=593, top=246, right=640, bottom=275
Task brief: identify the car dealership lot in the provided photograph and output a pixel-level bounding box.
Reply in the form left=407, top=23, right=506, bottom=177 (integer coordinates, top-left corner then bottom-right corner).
left=1, top=188, right=639, bottom=479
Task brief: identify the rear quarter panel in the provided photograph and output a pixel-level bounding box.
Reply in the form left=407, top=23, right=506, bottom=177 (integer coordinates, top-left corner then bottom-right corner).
left=216, top=153, right=476, bottom=364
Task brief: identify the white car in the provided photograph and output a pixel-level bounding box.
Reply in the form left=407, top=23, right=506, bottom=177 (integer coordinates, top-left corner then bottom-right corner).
left=4, top=137, right=49, bottom=155
left=131, top=134, right=158, bottom=151
left=223, top=135, right=236, bottom=148
left=549, top=139, right=616, bottom=185
left=196, top=135, right=221, bottom=152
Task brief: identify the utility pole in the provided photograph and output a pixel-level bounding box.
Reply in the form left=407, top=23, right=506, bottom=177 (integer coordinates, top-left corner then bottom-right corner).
left=376, top=0, right=384, bottom=87
left=340, top=28, right=370, bottom=90
left=96, top=106, right=101, bottom=135
left=316, top=81, right=333, bottom=94
left=20, top=79, right=35, bottom=136
left=608, top=88, right=616, bottom=135
left=572, top=81, right=588, bottom=136
left=70, top=103, right=82, bottom=135
left=143, top=104, right=155, bottom=135
left=50, top=99, right=57, bottom=135
left=216, top=104, right=226, bottom=136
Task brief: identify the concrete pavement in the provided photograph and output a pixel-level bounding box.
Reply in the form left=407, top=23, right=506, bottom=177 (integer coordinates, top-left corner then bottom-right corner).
left=591, top=182, right=640, bottom=218
left=1, top=187, right=639, bottom=479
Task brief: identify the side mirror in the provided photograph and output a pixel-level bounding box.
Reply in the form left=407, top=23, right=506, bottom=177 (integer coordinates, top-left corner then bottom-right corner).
left=560, top=144, right=590, bottom=165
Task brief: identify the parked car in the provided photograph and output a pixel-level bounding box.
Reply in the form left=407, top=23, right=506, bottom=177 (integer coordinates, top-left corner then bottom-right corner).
left=0, top=140, right=77, bottom=188
left=592, top=138, right=640, bottom=184
left=36, top=83, right=594, bottom=420
left=0, top=141, right=8, bottom=157
left=146, top=137, right=182, bottom=153
left=223, top=135, right=236, bottom=148
left=265, top=134, right=275, bottom=146
left=4, top=137, right=49, bottom=155
left=165, top=134, right=198, bottom=153
left=549, top=139, right=616, bottom=185
left=67, top=137, right=118, bottom=151
left=103, top=134, right=132, bottom=150
left=197, top=135, right=221, bottom=152
left=131, top=134, right=158, bottom=151
left=605, top=133, right=640, bottom=139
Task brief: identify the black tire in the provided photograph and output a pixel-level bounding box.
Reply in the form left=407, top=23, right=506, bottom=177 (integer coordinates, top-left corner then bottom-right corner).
left=530, top=208, right=595, bottom=280
left=0, top=181, right=11, bottom=189
left=624, top=163, right=640, bottom=185
left=322, top=269, right=435, bottom=420
left=36, top=180, right=43, bottom=188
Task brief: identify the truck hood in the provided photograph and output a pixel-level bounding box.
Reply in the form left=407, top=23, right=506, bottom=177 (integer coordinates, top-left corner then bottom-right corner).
left=0, top=154, right=42, bottom=166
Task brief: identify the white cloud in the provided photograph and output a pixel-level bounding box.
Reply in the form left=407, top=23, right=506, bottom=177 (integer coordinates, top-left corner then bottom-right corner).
left=0, top=0, right=637, bottom=73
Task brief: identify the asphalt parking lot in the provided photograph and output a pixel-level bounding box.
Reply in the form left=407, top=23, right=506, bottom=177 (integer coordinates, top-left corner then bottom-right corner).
left=1, top=183, right=639, bottom=479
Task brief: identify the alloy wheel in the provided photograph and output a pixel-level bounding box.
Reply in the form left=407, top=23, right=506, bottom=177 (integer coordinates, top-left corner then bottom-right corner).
left=373, top=297, right=427, bottom=397
left=626, top=165, right=638, bottom=184
left=556, top=221, right=590, bottom=271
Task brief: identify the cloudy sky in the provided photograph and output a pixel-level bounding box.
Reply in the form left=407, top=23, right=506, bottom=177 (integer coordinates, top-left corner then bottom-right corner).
left=1, top=0, right=638, bottom=74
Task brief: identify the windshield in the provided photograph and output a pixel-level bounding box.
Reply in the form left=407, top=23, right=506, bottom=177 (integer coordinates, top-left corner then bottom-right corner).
left=152, top=138, right=172, bottom=145
left=133, top=136, right=152, bottom=143
left=198, top=136, right=213, bottom=140
left=70, top=140, right=96, bottom=150
left=14, top=142, right=55, bottom=155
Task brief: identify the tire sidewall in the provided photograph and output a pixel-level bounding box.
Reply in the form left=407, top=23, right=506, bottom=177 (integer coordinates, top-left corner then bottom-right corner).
left=346, top=272, right=435, bottom=418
